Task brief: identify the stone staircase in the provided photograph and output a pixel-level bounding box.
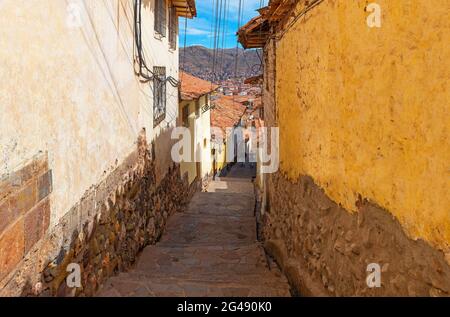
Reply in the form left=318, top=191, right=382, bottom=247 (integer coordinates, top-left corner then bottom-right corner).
left=97, top=164, right=291, bottom=297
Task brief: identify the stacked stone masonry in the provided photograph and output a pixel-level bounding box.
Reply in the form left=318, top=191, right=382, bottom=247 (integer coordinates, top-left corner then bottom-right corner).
left=0, top=153, right=52, bottom=283
left=261, top=172, right=450, bottom=297
left=0, top=132, right=193, bottom=296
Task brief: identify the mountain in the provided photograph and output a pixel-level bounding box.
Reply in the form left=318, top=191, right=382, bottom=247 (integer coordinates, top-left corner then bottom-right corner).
left=180, top=46, right=262, bottom=82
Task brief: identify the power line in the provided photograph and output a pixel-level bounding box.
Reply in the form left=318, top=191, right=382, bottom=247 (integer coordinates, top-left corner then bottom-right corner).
left=212, top=0, right=223, bottom=83
left=215, top=0, right=225, bottom=80
left=182, top=6, right=188, bottom=72
left=219, top=0, right=230, bottom=78
left=133, top=0, right=179, bottom=87
left=234, top=0, right=243, bottom=80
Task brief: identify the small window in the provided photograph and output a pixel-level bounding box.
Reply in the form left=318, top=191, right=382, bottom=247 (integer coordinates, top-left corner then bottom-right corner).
left=195, top=99, right=200, bottom=118
left=182, top=104, right=190, bottom=127
left=153, top=66, right=166, bottom=127
left=169, top=5, right=178, bottom=49
left=155, top=0, right=167, bottom=37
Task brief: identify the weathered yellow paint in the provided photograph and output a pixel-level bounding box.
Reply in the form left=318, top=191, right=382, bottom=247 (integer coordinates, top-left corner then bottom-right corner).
left=179, top=100, right=197, bottom=184
left=179, top=95, right=212, bottom=184
left=211, top=135, right=227, bottom=174
left=215, top=145, right=227, bottom=171
left=276, top=0, right=450, bottom=250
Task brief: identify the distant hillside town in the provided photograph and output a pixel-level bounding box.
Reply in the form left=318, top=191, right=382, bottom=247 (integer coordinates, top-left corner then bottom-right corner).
left=180, top=45, right=262, bottom=82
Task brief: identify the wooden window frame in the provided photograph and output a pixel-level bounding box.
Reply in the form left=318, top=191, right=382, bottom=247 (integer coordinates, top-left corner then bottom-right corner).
left=155, top=0, right=167, bottom=37
left=169, top=5, right=178, bottom=50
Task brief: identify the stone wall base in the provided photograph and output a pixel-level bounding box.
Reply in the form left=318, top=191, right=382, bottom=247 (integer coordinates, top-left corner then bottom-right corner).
left=0, top=131, right=192, bottom=296
left=260, top=172, right=450, bottom=296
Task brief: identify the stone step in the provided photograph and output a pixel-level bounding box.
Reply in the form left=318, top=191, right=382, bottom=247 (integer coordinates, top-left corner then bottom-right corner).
left=205, top=179, right=254, bottom=194
left=217, top=177, right=254, bottom=183
left=186, top=192, right=255, bottom=217
left=131, top=266, right=285, bottom=282
left=97, top=279, right=291, bottom=297
left=136, top=244, right=268, bottom=269
left=159, top=214, right=257, bottom=247
left=131, top=246, right=285, bottom=281
left=98, top=274, right=291, bottom=297
left=126, top=269, right=288, bottom=285
left=95, top=164, right=292, bottom=298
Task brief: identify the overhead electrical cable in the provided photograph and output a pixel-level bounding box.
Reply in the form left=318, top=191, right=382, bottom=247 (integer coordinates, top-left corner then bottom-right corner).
left=234, top=0, right=243, bottom=80
left=133, top=0, right=179, bottom=87
left=219, top=0, right=230, bottom=77
left=212, top=0, right=222, bottom=83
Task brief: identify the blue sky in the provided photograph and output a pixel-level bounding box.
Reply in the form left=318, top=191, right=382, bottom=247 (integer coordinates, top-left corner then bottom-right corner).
left=179, top=0, right=268, bottom=48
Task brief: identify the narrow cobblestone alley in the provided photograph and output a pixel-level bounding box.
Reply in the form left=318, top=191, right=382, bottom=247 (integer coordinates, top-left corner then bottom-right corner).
left=97, top=164, right=291, bottom=297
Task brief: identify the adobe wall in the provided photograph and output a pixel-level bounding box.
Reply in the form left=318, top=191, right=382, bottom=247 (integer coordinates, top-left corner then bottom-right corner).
left=260, top=0, right=450, bottom=296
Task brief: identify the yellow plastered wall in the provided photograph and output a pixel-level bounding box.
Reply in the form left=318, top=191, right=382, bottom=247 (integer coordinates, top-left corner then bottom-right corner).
left=179, top=94, right=213, bottom=184
left=276, top=0, right=449, bottom=250
left=179, top=100, right=197, bottom=185
left=213, top=140, right=227, bottom=172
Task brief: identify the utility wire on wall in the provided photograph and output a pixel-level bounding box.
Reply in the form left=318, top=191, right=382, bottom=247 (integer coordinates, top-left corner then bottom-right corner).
left=133, top=0, right=179, bottom=87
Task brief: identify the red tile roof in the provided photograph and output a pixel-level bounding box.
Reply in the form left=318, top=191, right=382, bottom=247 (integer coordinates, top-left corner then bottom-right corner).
left=180, top=71, right=218, bottom=101
left=211, top=96, right=247, bottom=134
left=211, top=95, right=262, bottom=126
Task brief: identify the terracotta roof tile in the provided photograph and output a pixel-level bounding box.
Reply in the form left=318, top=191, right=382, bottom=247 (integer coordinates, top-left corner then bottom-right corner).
left=211, top=96, right=247, bottom=134
left=211, top=95, right=262, bottom=125
left=180, top=71, right=218, bottom=100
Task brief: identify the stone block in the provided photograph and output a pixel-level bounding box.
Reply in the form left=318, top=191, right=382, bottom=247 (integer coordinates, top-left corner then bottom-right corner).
left=0, top=154, right=47, bottom=202
left=0, top=219, right=25, bottom=281
left=0, top=199, right=11, bottom=235
left=9, top=180, right=38, bottom=216
left=262, top=172, right=450, bottom=296
left=37, top=170, right=52, bottom=202
left=24, top=199, right=50, bottom=254
left=0, top=134, right=192, bottom=296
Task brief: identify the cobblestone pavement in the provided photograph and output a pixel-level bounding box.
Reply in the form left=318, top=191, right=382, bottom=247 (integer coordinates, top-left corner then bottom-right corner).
left=97, top=164, right=291, bottom=297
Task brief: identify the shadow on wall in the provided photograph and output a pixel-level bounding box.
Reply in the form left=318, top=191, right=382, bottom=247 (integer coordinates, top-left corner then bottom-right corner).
left=154, top=125, right=178, bottom=185
left=261, top=173, right=450, bottom=297
left=142, top=0, right=153, bottom=10
left=0, top=128, right=192, bottom=297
